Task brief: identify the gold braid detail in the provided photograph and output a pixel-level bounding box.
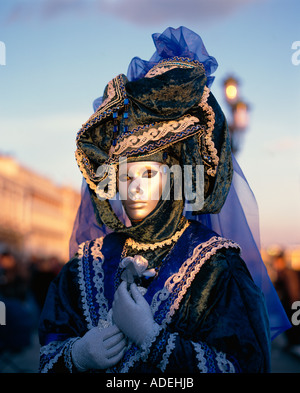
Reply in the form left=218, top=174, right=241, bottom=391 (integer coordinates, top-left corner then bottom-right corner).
left=123, top=220, right=190, bottom=253
left=198, top=86, right=219, bottom=177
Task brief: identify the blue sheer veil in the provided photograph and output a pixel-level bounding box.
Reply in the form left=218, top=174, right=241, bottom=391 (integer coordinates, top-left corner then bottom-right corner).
left=186, top=154, right=292, bottom=339
left=70, top=27, right=291, bottom=339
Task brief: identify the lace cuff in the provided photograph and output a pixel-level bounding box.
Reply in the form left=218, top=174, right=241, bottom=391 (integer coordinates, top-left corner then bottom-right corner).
left=39, top=337, right=80, bottom=373
left=140, top=326, right=178, bottom=372
left=140, top=322, right=161, bottom=359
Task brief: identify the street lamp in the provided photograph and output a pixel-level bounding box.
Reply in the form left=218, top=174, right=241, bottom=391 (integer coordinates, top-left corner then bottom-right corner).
left=223, top=76, right=249, bottom=154
left=224, top=77, right=239, bottom=103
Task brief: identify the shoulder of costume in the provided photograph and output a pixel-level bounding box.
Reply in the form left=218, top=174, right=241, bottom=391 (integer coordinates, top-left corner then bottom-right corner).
left=73, top=231, right=127, bottom=260
left=173, top=219, right=243, bottom=275
left=186, top=219, right=241, bottom=253
left=185, top=221, right=258, bottom=283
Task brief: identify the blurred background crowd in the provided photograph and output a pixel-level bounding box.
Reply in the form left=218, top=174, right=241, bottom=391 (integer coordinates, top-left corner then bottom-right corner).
left=0, top=248, right=63, bottom=372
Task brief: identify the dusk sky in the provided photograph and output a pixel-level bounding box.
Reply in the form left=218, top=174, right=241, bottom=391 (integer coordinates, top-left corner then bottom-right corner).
left=0, top=0, right=299, bottom=249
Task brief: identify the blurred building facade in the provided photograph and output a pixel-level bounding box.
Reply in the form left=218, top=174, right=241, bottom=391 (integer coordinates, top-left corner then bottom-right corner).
left=0, top=154, right=80, bottom=262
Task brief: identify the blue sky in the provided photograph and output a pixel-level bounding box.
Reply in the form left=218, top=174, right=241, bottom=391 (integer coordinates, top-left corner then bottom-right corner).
left=0, top=0, right=299, bottom=248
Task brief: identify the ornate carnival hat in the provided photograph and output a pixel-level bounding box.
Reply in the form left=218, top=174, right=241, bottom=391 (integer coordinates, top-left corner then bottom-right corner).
left=75, top=27, right=232, bottom=217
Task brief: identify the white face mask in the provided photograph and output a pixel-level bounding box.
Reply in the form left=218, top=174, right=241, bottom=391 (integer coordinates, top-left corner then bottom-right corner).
left=118, top=161, right=168, bottom=222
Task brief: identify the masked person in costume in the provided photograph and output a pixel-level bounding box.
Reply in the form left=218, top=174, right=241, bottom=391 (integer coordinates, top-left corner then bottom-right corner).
left=39, top=27, right=290, bottom=373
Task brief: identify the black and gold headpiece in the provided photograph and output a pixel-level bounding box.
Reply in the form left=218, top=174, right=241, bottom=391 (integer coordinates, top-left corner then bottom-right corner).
left=75, top=56, right=232, bottom=215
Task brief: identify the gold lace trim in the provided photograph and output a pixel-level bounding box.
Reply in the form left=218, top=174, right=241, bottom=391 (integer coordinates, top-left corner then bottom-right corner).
left=113, top=115, right=199, bottom=156
left=145, top=64, right=182, bottom=78
left=97, top=79, right=115, bottom=110
left=124, top=220, right=190, bottom=252
left=75, top=149, right=97, bottom=191
left=198, top=86, right=219, bottom=177
left=75, top=149, right=117, bottom=199
left=76, top=74, right=126, bottom=143
left=95, top=164, right=117, bottom=200
left=144, top=57, right=205, bottom=78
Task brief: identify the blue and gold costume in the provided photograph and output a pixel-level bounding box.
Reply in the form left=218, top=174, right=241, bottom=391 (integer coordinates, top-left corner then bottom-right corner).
left=38, top=27, right=289, bottom=373
left=39, top=220, right=270, bottom=373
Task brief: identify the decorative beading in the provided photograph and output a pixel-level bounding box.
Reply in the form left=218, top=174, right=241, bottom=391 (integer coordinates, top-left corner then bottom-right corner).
left=76, top=74, right=127, bottom=143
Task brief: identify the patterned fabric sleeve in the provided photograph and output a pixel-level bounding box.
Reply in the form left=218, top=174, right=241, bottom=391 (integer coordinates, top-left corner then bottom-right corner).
left=38, top=256, right=88, bottom=373
left=136, top=326, right=240, bottom=373
left=191, top=340, right=239, bottom=373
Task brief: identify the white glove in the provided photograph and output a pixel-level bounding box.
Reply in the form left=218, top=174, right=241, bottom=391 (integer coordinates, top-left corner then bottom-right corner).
left=112, top=281, right=159, bottom=347
left=71, top=325, right=127, bottom=371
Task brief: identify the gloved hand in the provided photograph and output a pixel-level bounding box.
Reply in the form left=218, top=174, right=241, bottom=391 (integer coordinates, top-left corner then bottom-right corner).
left=71, top=325, right=127, bottom=371
left=112, top=281, right=159, bottom=347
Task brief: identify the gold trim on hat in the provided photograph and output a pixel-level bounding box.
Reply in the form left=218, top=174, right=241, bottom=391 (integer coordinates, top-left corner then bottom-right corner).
left=113, top=115, right=200, bottom=156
